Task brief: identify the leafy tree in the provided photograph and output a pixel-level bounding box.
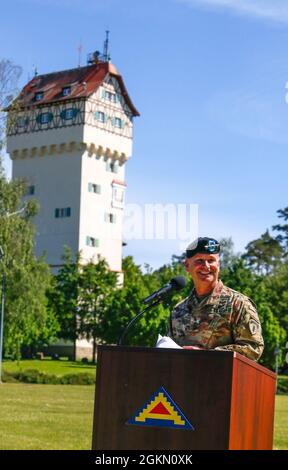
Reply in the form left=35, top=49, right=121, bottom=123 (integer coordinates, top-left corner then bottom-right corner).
left=100, top=256, right=151, bottom=345
left=145, top=259, right=190, bottom=312
left=257, top=302, right=286, bottom=370
left=49, top=250, right=118, bottom=362
left=262, top=259, right=288, bottom=333
left=220, top=257, right=256, bottom=297
left=78, top=259, right=117, bottom=362
left=48, top=246, right=80, bottom=360
left=221, top=257, right=286, bottom=369
left=0, top=163, right=57, bottom=361
left=100, top=256, right=190, bottom=347
left=0, top=59, right=57, bottom=360
left=218, top=237, right=239, bottom=270
left=100, top=257, right=174, bottom=346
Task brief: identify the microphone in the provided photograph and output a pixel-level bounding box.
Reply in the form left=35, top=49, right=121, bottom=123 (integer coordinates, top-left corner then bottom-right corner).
left=143, top=276, right=186, bottom=304
left=118, top=275, right=187, bottom=346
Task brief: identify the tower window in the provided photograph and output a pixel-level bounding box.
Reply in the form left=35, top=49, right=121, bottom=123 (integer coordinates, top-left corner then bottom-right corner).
left=112, top=186, right=125, bottom=209
left=17, top=116, right=29, bottom=128
left=103, top=90, right=116, bottom=102
left=88, top=183, right=101, bottom=194
left=106, top=161, right=118, bottom=173
left=95, top=111, right=106, bottom=123
left=104, top=213, right=117, bottom=224
left=35, top=92, right=44, bottom=101
left=55, top=207, right=71, bottom=218
left=60, top=108, right=78, bottom=120
left=113, top=117, right=124, bottom=129
left=41, top=114, right=49, bottom=124
left=37, top=112, right=53, bottom=125
left=65, top=108, right=74, bottom=119
left=86, top=236, right=99, bottom=247
left=62, top=86, right=71, bottom=97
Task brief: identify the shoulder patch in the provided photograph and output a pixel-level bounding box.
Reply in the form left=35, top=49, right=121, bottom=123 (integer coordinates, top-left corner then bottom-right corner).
left=249, top=319, right=260, bottom=335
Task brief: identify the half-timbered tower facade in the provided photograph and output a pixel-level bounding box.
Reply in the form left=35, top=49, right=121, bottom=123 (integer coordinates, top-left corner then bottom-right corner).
left=6, top=60, right=139, bottom=274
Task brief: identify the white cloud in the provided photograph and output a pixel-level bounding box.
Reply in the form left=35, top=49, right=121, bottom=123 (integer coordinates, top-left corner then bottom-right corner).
left=178, top=0, right=288, bottom=24
left=204, top=87, right=288, bottom=144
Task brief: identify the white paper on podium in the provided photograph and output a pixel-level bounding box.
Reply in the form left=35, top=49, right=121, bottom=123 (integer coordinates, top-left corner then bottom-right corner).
left=156, top=334, right=182, bottom=349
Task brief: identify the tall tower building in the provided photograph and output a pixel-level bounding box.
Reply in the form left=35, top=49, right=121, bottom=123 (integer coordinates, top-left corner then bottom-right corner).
left=6, top=53, right=139, bottom=276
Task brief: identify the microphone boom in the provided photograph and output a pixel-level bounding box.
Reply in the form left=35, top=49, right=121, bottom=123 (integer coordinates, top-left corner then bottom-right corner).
left=142, top=276, right=186, bottom=304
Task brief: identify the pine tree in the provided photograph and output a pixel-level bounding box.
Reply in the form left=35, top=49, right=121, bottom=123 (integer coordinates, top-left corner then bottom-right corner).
left=243, top=230, right=283, bottom=275
left=273, top=207, right=288, bottom=252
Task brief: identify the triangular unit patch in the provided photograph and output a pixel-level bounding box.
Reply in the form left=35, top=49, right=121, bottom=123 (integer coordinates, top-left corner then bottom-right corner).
left=127, top=386, right=194, bottom=430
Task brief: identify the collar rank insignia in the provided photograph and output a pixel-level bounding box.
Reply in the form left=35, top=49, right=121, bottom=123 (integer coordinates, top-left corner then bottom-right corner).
left=127, top=386, right=194, bottom=430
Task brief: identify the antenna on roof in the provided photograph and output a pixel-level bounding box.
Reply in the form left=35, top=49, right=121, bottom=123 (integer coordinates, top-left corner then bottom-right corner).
left=103, top=30, right=110, bottom=62
left=77, top=41, right=83, bottom=68
left=87, top=31, right=111, bottom=65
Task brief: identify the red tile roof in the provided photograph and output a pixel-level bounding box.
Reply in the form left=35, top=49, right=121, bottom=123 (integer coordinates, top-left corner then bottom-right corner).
left=16, top=61, right=139, bottom=116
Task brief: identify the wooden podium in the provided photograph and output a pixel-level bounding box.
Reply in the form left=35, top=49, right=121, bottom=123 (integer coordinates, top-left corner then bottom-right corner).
left=92, top=346, right=276, bottom=450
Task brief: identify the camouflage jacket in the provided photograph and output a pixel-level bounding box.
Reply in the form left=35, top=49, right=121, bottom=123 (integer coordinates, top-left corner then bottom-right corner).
left=169, top=280, right=264, bottom=361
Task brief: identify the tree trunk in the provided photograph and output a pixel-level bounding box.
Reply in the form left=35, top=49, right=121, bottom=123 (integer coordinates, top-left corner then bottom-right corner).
left=93, top=336, right=97, bottom=364
left=73, top=338, right=77, bottom=362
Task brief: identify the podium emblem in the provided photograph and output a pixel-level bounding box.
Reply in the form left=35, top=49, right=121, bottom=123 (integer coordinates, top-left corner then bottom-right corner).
left=127, top=386, right=194, bottom=430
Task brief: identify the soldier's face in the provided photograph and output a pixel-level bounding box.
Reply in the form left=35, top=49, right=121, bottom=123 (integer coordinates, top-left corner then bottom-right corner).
left=185, top=253, right=220, bottom=287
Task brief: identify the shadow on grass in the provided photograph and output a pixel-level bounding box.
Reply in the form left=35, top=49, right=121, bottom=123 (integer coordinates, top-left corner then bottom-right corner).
left=62, top=363, right=96, bottom=370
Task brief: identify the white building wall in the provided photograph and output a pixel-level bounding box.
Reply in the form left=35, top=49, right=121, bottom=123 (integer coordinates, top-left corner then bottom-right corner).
left=12, top=151, right=82, bottom=265
left=7, top=74, right=134, bottom=271
left=9, top=126, right=84, bottom=266
left=79, top=83, right=132, bottom=272
left=79, top=151, right=125, bottom=271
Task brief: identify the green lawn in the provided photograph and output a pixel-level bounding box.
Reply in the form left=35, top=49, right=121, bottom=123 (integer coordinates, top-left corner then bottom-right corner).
left=0, top=383, right=286, bottom=450
left=273, top=395, right=288, bottom=450
left=0, top=383, right=94, bottom=450
left=3, top=358, right=96, bottom=377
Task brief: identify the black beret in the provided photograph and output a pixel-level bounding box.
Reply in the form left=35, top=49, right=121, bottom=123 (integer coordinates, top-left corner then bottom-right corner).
left=186, top=237, right=220, bottom=258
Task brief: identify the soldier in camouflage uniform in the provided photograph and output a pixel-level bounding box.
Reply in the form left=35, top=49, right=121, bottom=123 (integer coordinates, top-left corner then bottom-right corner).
left=170, top=237, right=264, bottom=361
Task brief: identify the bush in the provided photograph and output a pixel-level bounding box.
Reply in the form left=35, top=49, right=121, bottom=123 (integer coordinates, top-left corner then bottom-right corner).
left=61, top=373, right=95, bottom=385
left=1, top=370, right=19, bottom=383
left=17, top=369, right=46, bottom=384
left=3, top=369, right=95, bottom=385
left=277, top=376, right=288, bottom=394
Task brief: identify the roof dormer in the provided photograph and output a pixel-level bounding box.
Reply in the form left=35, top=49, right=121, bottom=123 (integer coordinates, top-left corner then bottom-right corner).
left=34, top=91, right=44, bottom=102
left=62, top=86, right=71, bottom=97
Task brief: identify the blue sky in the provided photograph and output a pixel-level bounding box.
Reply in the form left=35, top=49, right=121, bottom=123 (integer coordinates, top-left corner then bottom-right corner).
left=1, top=0, right=288, bottom=268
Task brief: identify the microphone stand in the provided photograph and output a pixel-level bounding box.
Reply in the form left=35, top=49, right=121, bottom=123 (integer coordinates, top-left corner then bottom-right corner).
left=117, top=297, right=163, bottom=346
